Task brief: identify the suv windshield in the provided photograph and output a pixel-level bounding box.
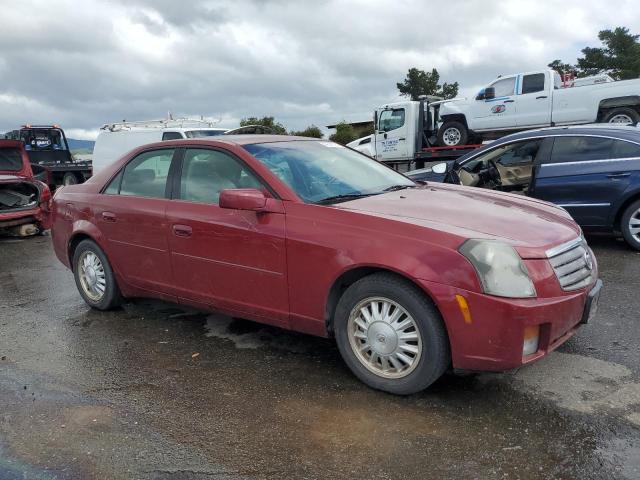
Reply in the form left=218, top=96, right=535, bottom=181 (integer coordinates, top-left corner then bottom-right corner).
left=243, top=141, right=415, bottom=204
left=185, top=129, right=227, bottom=138
left=0, top=148, right=23, bottom=171
left=20, top=129, right=68, bottom=151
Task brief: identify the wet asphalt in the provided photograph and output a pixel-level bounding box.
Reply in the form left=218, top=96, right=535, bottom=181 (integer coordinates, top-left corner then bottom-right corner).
left=0, top=233, right=639, bottom=480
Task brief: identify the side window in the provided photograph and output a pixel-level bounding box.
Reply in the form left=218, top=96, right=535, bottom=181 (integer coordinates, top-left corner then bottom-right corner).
left=613, top=140, right=640, bottom=159
left=104, top=170, right=123, bottom=194
left=490, top=77, right=516, bottom=97
left=179, top=149, right=263, bottom=204
left=162, top=132, right=183, bottom=141
left=119, top=149, right=175, bottom=198
left=521, top=73, right=545, bottom=94
left=550, top=136, right=618, bottom=163
left=378, top=108, right=405, bottom=132
left=464, top=140, right=542, bottom=170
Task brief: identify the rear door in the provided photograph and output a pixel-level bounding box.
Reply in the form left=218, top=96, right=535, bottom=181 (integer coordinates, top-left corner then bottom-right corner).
left=533, top=136, right=639, bottom=226
left=516, top=72, right=552, bottom=127
left=97, top=148, right=177, bottom=295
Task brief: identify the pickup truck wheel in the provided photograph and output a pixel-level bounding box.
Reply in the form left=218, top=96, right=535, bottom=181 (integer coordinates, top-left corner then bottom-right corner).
left=73, top=239, right=122, bottom=310
left=621, top=200, right=640, bottom=251
left=62, top=172, right=79, bottom=186
left=604, top=107, right=640, bottom=125
left=334, top=273, right=450, bottom=395
left=438, top=121, right=468, bottom=147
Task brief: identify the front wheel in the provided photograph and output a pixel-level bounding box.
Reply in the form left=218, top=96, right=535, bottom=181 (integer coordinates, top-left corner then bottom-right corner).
left=62, top=172, right=79, bottom=186
left=621, top=200, right=640, bottom=251
left=72, top=239, right=122, bottom=310
left=437, top=121, right=468, bottom=146
left=334, top=273, right=450, bottom=395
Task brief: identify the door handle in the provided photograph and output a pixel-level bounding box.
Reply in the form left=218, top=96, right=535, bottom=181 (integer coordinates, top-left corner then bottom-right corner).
left=536, top=96, right=548, bottom=99
left=606, top=173, right=631, bottom=179
left=172, top=224, right=192, bottom=238
left=398, top=137, right=406, bottom=141
left=101, top=211, right=117, bottom=222
left=503, top=99, right=514, bottom=103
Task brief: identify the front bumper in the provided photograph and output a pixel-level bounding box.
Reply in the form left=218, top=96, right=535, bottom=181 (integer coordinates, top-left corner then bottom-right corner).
left=419, top=277, right=602, bottom=372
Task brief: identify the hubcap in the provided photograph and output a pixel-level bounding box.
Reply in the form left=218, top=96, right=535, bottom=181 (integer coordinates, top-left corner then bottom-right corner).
left=608, top=113, right=634, bottom=124
left=629, top=207, right=640, bottom=242
left=78, top=251, right=106, bottom=301
left=442, top=127, right=462, bottom=146
left=347, top=297, right=422, bottom=379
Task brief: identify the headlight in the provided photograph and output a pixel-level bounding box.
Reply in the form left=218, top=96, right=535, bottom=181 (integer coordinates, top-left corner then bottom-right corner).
left=459, top=240, right=536, bottom=298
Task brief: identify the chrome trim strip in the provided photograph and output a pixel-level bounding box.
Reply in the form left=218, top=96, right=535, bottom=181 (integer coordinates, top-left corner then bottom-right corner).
left=540, top=156, right=640, bottom=167
left=557, top=203, right=611, bottom=207
left=545, top=237, right=583, bottom=258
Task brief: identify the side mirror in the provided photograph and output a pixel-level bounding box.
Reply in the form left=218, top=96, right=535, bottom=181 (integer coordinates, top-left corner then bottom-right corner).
left=219, top=188, right=267, bottom=211
left=431, top=162, right=448, bottom=174
left=484, top=87, right=496, bottom=100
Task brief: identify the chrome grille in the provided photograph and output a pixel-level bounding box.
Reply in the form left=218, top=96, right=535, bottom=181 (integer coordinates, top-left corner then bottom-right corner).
left=546, top=238, right=594, bottom=291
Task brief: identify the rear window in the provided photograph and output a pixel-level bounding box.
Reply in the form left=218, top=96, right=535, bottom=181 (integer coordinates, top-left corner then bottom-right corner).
left=550, top=136, right=640, bottom=163
left=0, top=148, right=23, bottom=171
left=20, top=129, right=68, bottom=151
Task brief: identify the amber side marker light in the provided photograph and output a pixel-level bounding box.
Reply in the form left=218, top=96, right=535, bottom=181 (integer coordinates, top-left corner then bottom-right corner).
left=523, top=325, right=540, bottom=356
left=455, top=295, right=472, bottom=324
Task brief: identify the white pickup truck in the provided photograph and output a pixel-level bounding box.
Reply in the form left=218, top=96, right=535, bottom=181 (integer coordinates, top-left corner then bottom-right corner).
left=437, top=69, right=640, bottom=146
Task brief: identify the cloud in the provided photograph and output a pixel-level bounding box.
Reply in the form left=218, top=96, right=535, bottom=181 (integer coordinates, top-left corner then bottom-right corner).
left=0, top=0, right=639, bottom=137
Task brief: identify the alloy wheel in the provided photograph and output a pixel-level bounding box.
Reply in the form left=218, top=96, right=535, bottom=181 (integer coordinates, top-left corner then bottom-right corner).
left=629, top=207, right=640, bottom=242
left=608, top=113, right=634, bottom=124
left=347, top=297, right=422, bottom=379
left=78, top=251, right=106, bottom=301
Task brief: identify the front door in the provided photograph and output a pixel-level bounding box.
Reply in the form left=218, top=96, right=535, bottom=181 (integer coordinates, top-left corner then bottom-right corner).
left=165, top=147, right=289, bottom=326
left=533, top=136, right=638, bottom=226
left=97, top=148, right=176, bottom=295
left=375, top=107, right=409, bottom=162
left=471, top=75, right=518, bottom=130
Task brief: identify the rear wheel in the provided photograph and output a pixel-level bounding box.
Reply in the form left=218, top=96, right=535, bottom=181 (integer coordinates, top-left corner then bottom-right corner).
left=334, top=273, right=450, bottom=395
left=72, top=239, right=122, bottom=310
left=437, top=121, right=468, bottom=146
left=603, top=107, right=640, bottom=125
left=621, top=200, right=640, bottom=251
left=62, top=172, right=79, bottom=186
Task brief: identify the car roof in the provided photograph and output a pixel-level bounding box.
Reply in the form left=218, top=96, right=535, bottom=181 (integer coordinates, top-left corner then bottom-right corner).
left=187, top=134, right=322, bottom=146
left=498, top=124, right=640, bottom=143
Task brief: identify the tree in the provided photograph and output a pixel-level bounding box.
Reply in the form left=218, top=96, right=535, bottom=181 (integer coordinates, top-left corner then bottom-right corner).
left=291, top=125, right=323, bottom=138
left=547, top=59, right=577, bottom=77
left=397, top=68, right=459, bottom=100
left=577, top=27, right=640, bottom=80
left=329, top=122, right=357, bottom=145
left=549, top=27, right=640, bottom=80
left=239, top=116, right=287, bottom=135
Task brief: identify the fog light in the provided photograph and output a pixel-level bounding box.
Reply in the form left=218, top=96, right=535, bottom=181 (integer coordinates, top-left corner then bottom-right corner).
left=523, top=325, right=540, bottom=356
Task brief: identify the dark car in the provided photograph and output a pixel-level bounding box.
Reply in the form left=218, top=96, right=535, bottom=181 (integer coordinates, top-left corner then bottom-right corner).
left=407, top=125, right=640, bottom=250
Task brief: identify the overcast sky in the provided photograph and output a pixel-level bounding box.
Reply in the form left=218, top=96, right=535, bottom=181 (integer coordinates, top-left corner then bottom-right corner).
left=1, top=0, right=639, bottom=139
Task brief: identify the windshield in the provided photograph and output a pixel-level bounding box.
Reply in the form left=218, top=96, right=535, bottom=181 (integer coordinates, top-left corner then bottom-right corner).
left=243, top=141, right=415, bottom=204
left=20, top=128, right=68, bottom=151
left=185, top=129, right=227, bottom=138
left=0, top=148, right=23, bottom=171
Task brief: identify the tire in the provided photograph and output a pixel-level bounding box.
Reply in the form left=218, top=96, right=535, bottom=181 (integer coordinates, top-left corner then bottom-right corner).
left=603, top=107, right=640, bottom=125
left=334, top=273, right=450, bottom=395
left=62, top=172, right=79, bottom=186
left=437, top=121, right=468, bottom=146
left=72, top=239, right=123, bottom=310
left=620, top=199, right=640, bottom=251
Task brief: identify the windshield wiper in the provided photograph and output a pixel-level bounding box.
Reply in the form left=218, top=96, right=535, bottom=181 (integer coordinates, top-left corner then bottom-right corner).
left=382, top=184, right=415, bottom=192
left=315, top=193, right=378, bottom=205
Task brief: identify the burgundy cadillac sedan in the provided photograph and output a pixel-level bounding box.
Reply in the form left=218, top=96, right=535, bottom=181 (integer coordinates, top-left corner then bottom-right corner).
left=51, top=135, right=602, bottom=394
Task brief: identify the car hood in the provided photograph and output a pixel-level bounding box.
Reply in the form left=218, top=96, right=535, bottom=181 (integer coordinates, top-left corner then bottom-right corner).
left=335, top=184, right=581, bottom=259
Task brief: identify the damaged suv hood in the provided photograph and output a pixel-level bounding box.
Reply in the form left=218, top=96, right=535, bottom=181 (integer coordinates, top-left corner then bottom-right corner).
left=335, top=183, right=581, bottom=259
